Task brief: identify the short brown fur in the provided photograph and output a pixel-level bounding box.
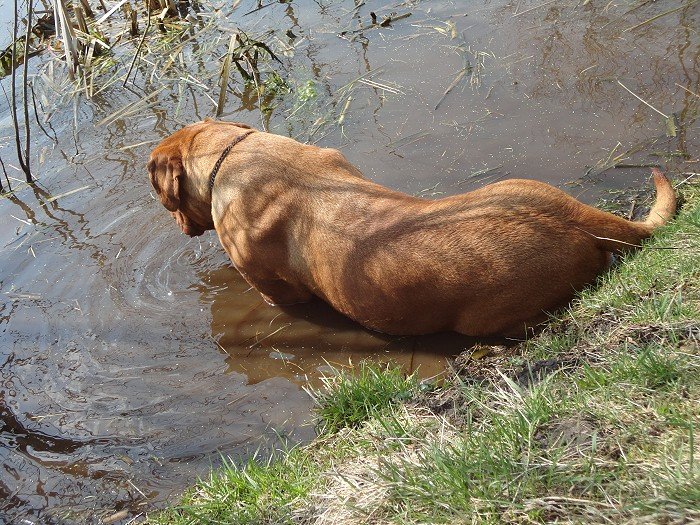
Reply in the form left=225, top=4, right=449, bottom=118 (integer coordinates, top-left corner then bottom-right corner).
left=148, top=120, right=676, bottom=337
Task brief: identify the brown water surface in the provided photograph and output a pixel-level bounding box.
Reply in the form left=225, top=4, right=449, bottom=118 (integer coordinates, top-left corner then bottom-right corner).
left=0, top=0, right=697, bottom=522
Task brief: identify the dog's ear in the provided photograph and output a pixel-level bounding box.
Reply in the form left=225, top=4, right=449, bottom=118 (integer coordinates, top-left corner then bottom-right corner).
left=148, top=155, right=183, bottom=212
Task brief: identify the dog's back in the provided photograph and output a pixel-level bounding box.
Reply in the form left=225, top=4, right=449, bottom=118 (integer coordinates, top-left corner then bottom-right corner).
left=299, top=171, right=676, bottom=337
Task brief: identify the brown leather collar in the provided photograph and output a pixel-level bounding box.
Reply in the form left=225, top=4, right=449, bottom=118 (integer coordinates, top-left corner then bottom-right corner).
left=208, top=130, right=255, bottom=193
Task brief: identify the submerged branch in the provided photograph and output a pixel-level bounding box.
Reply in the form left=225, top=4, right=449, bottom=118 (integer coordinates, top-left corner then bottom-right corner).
left=123, top=8, right=152, bottom=86
left=11, top=0, right=31, bottom=182
left=22, top=2, right=33, bottom=182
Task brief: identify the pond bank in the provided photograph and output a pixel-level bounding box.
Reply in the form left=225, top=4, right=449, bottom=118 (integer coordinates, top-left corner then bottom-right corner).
left=1, top=0, right=698, bottom=521
left=146, top=174, right=699, bottom=524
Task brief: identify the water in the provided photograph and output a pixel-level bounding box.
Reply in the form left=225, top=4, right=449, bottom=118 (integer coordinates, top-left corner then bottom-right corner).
left=0, top=0, right=697, bottom=522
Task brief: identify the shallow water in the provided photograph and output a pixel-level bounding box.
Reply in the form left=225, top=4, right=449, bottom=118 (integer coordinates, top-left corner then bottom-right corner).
left=0, top=0, right=697, bottom=522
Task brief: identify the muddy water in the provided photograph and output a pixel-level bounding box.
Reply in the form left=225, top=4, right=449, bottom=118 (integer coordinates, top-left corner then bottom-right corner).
left=0, top=0, right=697, bottom=522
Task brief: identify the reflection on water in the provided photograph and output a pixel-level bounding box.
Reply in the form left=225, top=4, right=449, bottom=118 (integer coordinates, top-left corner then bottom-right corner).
left=0, top=0, right=697, bottom=522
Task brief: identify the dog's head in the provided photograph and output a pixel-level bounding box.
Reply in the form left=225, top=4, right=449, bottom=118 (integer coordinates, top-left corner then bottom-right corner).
left=149, top=120, right=252, bottom=237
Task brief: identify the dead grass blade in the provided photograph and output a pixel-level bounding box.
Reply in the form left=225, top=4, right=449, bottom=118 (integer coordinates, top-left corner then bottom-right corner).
left=435, top=67, right=468, bottom=110
left=45, top=185, right=91, bottom=203
left=623, top=1, right=697, bottom=32
left=96, top=86, right=165, bottom=126
left=53, top=0, right=80, bottom=79
left=513, top=0, right=557, bottom=17
left=617, top=80, right=668, bottom=119
left=217, top=34, right=238, bottom=117
left=95, top=0, right=128, bottom=24
left=676, top=83, right=700, bottom=99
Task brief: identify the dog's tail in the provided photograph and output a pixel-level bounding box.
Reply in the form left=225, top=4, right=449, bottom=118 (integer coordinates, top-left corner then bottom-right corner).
left=642, top=168, right=677, bottom=229
left=581, top=168, right=677, bottom=253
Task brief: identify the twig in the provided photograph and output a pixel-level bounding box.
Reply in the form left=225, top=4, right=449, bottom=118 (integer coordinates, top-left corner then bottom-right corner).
left=30, top=81, right=56, bottom=142
left=513, top=0, right=557, bottom=17
left=22, top=1, right=32, bottom=181
left=123, top=8, right=152, bottom=86
left=435, top=67, right=467, bottom=110
left=617, top=80, right=668, bottom=119
left=95, top=0, right=128, bottom=24
left=457, top=165, right=503, bottom=185
left=0, top=155, right=10, bottom=192
left=337, top=96, right=352, bottom=125
left=623, top=1, right=695, bottom=32
left=614, top=162, right=659, bottom=168
left=11, top=0, right=31, bottom=182
left=45, top=185, right=91, bottom=203
left=243, top=1, right=276, bottom=16
left=357, top=78, right=402, bottom=94
left=246, top=323, right=292, bottom=352
left=676, top=83, right=700, bottom=99
left=623, top=0, right=654, bottom=15
left=124, top=513, right=143, bottom=525
left=126, top=479, right=147, bottom=499
left=118, top=139, right=161, bottom=151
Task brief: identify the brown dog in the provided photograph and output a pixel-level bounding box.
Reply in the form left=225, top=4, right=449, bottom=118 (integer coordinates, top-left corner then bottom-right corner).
left=148, top=120, right=676, bottom=337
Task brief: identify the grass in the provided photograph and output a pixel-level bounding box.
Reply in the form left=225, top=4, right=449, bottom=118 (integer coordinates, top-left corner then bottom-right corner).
left=309, top=362, right=419, bottom=435
left=166, top=451, right=315, bottom=525
left=148, top=175, right=699, bottom=524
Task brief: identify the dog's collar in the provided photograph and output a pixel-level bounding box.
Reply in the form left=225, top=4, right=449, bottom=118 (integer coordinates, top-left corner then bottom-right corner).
left=208, top=130, right=255, bottom=193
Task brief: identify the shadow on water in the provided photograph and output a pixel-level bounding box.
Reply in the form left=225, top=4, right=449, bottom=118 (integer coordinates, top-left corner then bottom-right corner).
left=201, top=265, right=476, bottom=385
left=0, top=0, right=697, bottom=522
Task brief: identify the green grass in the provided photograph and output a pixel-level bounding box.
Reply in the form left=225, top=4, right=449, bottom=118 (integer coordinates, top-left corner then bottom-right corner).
left=169, top=452, right=312, bottom=525
left=148, top=177, right=699, bottom=525
left=309, top=362, right=419, bottom=434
